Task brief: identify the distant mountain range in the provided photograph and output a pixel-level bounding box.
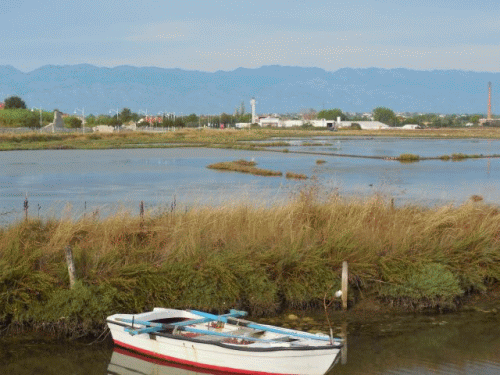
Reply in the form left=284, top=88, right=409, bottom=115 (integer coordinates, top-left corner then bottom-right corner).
left=0, top=64, right=497, bottom=115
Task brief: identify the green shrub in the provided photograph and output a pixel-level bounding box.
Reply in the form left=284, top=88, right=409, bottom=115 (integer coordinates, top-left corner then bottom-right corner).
left=0, top=109, right=40, bottom=128
left=379, top=263, right=463, bottom=308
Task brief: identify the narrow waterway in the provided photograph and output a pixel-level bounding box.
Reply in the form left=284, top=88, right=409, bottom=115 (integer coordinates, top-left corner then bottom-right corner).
left=1, top=310, right=499, bottom=375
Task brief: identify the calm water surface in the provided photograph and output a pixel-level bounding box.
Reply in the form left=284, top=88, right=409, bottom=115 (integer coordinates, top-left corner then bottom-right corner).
left=1, top=138, right=500, bottom=222
left=1, top=311, right=499, bottom=375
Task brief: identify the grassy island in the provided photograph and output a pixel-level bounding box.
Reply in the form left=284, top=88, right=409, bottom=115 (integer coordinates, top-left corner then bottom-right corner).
left=207, top=159, right=283, bottom=177
left=1, top=191, right=499, bottom=336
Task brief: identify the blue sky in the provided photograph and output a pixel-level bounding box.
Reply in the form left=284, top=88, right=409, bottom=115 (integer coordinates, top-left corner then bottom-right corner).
left=1, top=0, right=498, bottom=72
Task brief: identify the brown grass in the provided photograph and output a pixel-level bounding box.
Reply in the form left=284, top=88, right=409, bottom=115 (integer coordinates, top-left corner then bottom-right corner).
left=285, top=172, right=308, bottom=180
left=207, top=160, right=282, bottom=177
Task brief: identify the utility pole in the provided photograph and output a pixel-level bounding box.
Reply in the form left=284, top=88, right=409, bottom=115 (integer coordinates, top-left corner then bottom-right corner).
left=487, top=82, right=492, bottom=120
left=139, top=109, right=149, bottom=127
left=110, top=108, right=119, bottom=121
left=74, top=108, right=85, bottom=133
left=32, top=107, right=43, bottom=129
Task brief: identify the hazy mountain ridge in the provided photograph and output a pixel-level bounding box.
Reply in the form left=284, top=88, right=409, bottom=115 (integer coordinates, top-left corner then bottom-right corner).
left=0, top=65, right=497, bottom=115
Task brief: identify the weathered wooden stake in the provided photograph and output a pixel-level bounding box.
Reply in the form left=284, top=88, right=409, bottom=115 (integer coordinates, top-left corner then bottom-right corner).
left=65, top=245, right=77, bottom=289
left=341, top=321, right=348, bottom=365
left=24, top=196, right=29, bottom=221
left=342, top=261, right=348, bottom=310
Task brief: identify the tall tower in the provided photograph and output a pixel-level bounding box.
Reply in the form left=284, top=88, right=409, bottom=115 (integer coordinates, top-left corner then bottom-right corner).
left=487, top=82, right=492, bottom=120
left=250, top=98, right=256, bottom=124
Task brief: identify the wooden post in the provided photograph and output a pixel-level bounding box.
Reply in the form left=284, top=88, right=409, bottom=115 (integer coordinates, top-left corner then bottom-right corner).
left=140, top=201, right=144, bottom=218
left=65, top=245, right=77, bottom=289
left=340, top=321, right=348, bottom=365
left=24, top=196, right=29, bottom=221
left=342, top=261, right=348, bottom=310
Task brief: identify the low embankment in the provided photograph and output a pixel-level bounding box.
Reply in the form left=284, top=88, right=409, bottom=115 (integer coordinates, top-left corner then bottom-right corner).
left=1, top=192, right=499, bottom=336
left=3, top=127, right=500, bottom=152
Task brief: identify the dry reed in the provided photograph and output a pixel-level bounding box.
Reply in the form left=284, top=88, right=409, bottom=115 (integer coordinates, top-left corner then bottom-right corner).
left=1, top=191, right=500, bottom=334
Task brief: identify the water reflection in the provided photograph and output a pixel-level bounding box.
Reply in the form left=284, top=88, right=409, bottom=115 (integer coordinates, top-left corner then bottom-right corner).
left=330, top=312, right=500, bottom=375
left=0, top=310, right=499, bottom=375
left=105, top=310, right=500, bottom=375
left=108, top=348, right=246, bottom=375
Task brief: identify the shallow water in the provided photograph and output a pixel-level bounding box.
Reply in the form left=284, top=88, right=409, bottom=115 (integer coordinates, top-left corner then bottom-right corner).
left=1, top=310, right=499, bottom=375
left=0, top=138, right=499, bottom=223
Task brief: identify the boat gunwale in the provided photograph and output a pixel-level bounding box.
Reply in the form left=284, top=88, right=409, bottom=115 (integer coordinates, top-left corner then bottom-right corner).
left=107, top=319, right=342, bottom=353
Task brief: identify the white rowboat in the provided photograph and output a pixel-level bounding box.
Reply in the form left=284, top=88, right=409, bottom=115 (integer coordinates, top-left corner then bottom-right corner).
left=107, top=308, right=342, bottom=375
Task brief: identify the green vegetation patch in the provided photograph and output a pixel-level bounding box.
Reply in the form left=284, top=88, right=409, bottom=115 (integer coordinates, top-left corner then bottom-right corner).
left=379, top=263, right=463, bottom=309
left=285, top=172, right=308, bottom=180
left=451, top=153, right=467, bottom=160
left=207, top=159, right=282, bottom=177
left=397, top=153, right=420, bottom=162
left=302, top=142, right=330, bottom=146
left=256, top=141, right=290, bottom=147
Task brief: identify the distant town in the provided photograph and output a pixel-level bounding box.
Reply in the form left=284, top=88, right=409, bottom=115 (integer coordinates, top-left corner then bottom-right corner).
left=0, top=94, right=498, bottom=133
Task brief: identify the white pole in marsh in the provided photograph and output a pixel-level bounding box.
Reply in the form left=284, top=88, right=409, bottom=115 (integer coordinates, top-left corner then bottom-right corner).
left=342, top=261, right=348, bottom=310
left=65, top=245, right=77, bottom=289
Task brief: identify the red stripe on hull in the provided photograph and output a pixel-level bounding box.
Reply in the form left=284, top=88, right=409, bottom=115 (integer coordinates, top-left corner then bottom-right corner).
left=114, top=339, right=297, bottom=375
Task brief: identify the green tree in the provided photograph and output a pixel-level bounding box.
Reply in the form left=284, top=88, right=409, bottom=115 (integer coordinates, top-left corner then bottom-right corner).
left=317, top=108, right=346, bottom=120
left=220, top=113, right=233, bottom=127
left=64, top=116, right=83, bottom=128
left=4, top=96, right=27, bottom=109
left=161, top=118, right=175, bottom=127
left=469, top=115, right=481, bottom=125
left=174, top=117, right=185, bottom=127
left=85, top=114, right=96, bottom=126
left=236, top=113, right=252, bottom=123
left=118, top=108, right=139, bottom=123
left=184, top=113, right=199, bottom=123
left=373, top=107, right=397, bottom=126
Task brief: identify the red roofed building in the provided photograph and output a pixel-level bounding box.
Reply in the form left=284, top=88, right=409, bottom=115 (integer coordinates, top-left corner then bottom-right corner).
left=0, top=103, right=5, bottom=110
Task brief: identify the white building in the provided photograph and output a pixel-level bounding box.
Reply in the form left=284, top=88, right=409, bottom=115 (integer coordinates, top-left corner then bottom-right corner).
left=400, top=124, right=421, bottom=130
left=259, top=117, right=281, bottom=127
left=282, top=120, right=304, bottom=127
left=235, top=122, right=251, bottom=129
left=337, top=121, right=390, bottom=130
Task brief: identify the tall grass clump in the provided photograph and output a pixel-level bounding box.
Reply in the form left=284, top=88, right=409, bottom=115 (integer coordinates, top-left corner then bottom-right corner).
left=1, top=192, right=500, bottom=334
left=207, top=160, right=282, bottom=177
left=397, top=153, right=420, bottom=162
left=285, top=172, right=308, bottom=180
left=451, top=153, right=467, bottom=160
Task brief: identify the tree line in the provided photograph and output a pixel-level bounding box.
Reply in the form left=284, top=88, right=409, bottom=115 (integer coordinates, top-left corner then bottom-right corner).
left=314, top=107, right=486, bottom=127
left=0, top=95, right=488, bottom=129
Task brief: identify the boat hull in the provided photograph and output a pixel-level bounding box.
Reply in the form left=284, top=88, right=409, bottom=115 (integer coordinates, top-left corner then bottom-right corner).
left=107, top=310, right=340, bottom=375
